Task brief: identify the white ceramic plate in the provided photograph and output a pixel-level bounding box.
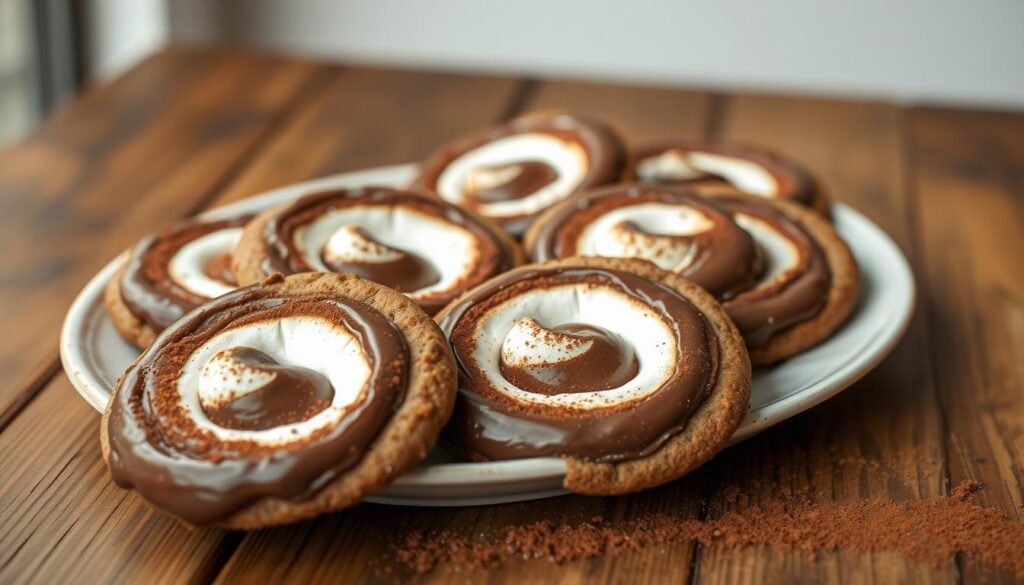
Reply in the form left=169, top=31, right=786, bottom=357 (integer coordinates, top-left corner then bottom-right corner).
left=60, top=163, right=914, bottom=506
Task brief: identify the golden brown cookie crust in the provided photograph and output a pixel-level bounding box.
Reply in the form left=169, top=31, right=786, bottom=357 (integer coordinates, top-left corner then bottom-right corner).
left=704, top=193, right=859, bottom=365
left=103, top=260, right=157, bottom=349
left=434, top=255, right=752, bottom=496
left=101, top=272, right=458, bottom=529
left=231, top=198, right=526, bottom=286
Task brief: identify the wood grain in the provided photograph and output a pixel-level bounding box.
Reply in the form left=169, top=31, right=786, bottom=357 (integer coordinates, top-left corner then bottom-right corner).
left=0, top=60, right=525, bottom=584
left=0, top=47, right=326, bottom=422
left=693, top=94, right=954, bottom=584
left=909, top=106, right=1024, bottom=584
left=2, top=48, right=1022, bottom=585
left=209, top=67, right=523, bottom=206
left=212, top=78, right=715, bottom=585
left=523, top=78, right=714, bottom=141
left=0, top=377, right=235, bottom=584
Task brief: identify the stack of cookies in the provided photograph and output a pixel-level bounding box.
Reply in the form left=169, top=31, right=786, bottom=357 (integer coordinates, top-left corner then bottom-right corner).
left=101, top=113, right=859, bottom=528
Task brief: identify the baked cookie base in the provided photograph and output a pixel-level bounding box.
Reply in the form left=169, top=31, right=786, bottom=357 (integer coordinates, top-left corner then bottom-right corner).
left=715, top=195, right=859, bottom=366
left=435, top=256, right=752, bottom=496
left=101, top=272, right=458, bottom=529
left=103, top=262, right=158, bottom=350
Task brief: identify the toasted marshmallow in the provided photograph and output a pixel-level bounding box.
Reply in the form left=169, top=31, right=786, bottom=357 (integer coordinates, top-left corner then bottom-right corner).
left=577, top=203, right=714, bottom=272
left=734, top=213, right=800, bottom=285
left=168, top=227, right=243, bottom=298
left=472, top=283, right=676, bottom=410
left=323, top=225, right=404, bottom=265
left=293, top=205, right=478, bottom=300
left=178, top=315, right=371, bottom=447
left=500, top=318, right=593, bottom=367
left=197, top=347, right=277, bottom=410
left=437, top=133, right=588, bottom=219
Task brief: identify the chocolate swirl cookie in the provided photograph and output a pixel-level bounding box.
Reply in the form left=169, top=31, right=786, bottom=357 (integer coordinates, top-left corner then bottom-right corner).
left=105, top=213, right=252, bottom=349
left=102, top=272, right=457, bottom=528
left=232, top=187, right=523, bottom=315
left=436, top=257, right=750, bottom=495
left=632, top=140, right=830, bottom=215
left=525, top=185, right=859, bottom=364
left=415, top=113, right=630, bottom=235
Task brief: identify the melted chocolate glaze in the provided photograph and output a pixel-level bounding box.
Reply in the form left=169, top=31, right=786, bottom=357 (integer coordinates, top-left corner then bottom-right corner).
left=714, top=195, right=831, bottom=347
left=319, top=229, right=441, bottom=293
left=106, top=287, right=408, bottom=525
left=201, top=347, right=335, bottom=431
left=439, top=266, right=719, bottom=463
left=467, top=161, right=559, bottom=203
left=632, top=140, right=822, bottom=209
left=415, top=113, right=629, bottom=234
left=260, top=187, right=515, bottom=315
left=120, top=215, right=251, bottom=332
left=499, top=323, right=639, bottom=394
left=529, top=185, right=764, bottom=299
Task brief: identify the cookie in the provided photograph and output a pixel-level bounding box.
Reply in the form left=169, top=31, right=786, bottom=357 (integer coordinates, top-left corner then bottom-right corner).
left=435, top=256, right=751, bottom=495
left=105, top=214, right=252, bottom=348
left=101, top=272, right=458, bottom=529
left=631, top=140, right=831, bottom=216
left=414, top=112, right=631, bottom=235
left=525, top=184, right=859, bottom=364
left=232, top=187, right=524, bottom=315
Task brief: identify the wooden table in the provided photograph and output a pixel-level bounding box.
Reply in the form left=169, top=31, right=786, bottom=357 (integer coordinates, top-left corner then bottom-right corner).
left=1, top=47, right=1021, bottom=584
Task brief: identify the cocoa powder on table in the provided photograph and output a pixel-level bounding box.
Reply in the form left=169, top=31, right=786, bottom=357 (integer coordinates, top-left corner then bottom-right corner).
left=391, top=481, right=1023, bottom=576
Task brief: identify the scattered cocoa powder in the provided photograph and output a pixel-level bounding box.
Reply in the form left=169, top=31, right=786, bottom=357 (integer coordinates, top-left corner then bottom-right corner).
left=390, top=481, right=1024, bottom=576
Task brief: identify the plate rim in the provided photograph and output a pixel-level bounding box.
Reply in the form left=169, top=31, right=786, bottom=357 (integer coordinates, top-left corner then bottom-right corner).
left=59, top=163, right=915, bottom=501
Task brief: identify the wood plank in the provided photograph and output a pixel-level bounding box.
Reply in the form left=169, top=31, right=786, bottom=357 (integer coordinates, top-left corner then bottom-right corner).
left=212, top=79, right=714, bottom=584
left=0, top=47, right=326, bottom=421
left=0, top=65, right=524, bottom=584
left=0, top=377, right=236, bottom=584
left=909, top=106, right=1024, bottom=584
left=211, top=67, right=524, bottom=205
left=524, top=78, right=714, bottom=141
left=693, top=95, right=954, bottom=584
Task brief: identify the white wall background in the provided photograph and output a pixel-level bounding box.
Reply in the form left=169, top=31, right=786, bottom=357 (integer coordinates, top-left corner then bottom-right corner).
left=92, top=0, right=1024, bottom=108
left=83, top=0, right=168, bottom=80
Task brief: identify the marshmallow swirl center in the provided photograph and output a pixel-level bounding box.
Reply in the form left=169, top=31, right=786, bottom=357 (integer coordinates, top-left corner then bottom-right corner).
left=472, top=284, right=672, bottom=409
left=105, top=290, right=409, bottom=525
left=168, top=227, right=243, bottom=298
left=440, top=265, right=720, bottom=462
left=179, top=315, right=370, bottom=445
left=437, top=133, right=588, bottom=219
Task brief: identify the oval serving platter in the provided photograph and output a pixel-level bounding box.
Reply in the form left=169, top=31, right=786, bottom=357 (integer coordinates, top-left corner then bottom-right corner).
left=61, top=163, right=915, bottom=506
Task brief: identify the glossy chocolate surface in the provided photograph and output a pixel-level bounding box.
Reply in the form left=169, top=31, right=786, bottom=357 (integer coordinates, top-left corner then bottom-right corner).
left=107, top=287, right=408, bottom=525
left=415, top=114, right=629, bottom=234
left=439, top=266, right=719, bottom=463
left=260, top=187, right=515, bottom=315
left=529, top=185, right=764, bottom=299
left=715, top=195, right=831, bottom=347
left=120, top=215, right=251, bottom=332
left=632, top=140, right=821, bottom=209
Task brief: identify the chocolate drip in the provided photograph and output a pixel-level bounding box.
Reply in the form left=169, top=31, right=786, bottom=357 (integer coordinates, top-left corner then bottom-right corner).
left=201, top=347, right=334, bottom=431
left=120, top=215, right=251, bottom=332
left=106, top=290, right=408, bottom=525
left=529, top=185, right=764, bottom=299
left=202, top=252, right=238, bottom=287
left=499, top=323, right=638, bottom=394
left=439, top=266, right=719, bottom=463
left=319, top=228, right=440, bottom=293
left=465, top=161, right=558, bottom=203
left=260, top=187, right=515, bottom=315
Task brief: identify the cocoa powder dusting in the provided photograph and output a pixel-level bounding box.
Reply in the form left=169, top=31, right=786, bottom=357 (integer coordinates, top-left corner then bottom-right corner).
left=390, top=481, right=1024, bottom=576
